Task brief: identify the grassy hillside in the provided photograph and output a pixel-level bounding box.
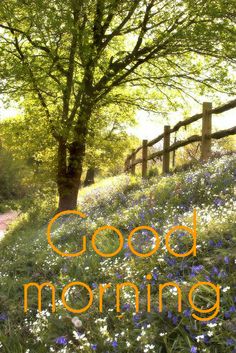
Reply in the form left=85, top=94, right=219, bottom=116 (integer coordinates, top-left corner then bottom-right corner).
left=0, top=154, right=236, bottom=353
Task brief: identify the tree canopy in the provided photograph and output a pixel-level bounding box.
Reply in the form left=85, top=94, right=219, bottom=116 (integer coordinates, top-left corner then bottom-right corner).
left=0, top=0, right=235, bottom=209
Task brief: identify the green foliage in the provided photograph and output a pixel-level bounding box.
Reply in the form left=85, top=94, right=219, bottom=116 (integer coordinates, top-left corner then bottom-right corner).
left=0, top=145, right=26, bottom=202
left=84, top=99, right=139, bottom=176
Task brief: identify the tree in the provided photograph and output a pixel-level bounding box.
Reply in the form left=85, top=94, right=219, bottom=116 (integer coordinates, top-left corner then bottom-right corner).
left=83, top=100, right=138, bottom=182
left=0, top=0, right=235, bottom=210
left=0, top=93, right=137, bottom=190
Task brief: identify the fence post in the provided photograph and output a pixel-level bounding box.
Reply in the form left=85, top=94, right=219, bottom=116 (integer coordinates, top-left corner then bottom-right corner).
left=142, top=139, right=148, bottom=178
left=162, top=125, right=170, bottom=174
left=131, top=149, right=136, bottom=175
left=201, top=102, right=212, bottom=161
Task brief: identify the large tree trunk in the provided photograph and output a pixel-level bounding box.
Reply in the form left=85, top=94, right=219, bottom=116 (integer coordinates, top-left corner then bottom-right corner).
left=56, top=104, right=91, bottom=211
left=58, top=184, right=80, bottom=211
left=84, top=166, right=95, bottom=187
left=57, top=139, right=83, bottom=211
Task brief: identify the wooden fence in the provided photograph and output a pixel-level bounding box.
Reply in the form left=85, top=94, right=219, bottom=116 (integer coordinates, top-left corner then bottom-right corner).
left=124, top=99, right=236, bottom=177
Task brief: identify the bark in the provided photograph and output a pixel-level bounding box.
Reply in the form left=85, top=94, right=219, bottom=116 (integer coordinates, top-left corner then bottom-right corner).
left=84, top=167, right=95, bottom=187
left=57, top=141, right=84, bottom=211
left=56, top=104, right=91, bottom=211
left=56, top=140, right=81, bottom=211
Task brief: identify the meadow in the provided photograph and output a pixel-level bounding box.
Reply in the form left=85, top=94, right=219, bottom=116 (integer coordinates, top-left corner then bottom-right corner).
left=0, top=154, right=235, bottom=353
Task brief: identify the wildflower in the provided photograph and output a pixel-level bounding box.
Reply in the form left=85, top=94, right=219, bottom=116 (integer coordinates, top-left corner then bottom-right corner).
left=214, top=198, right=224, bottom=207
left=224, top=256, right=230, bottom=264
left=190, top=265, right=204, bottom=277
left=152, top=272, right=158, bottom=280
left=172, top=316, right=179, bottom=325
left=195, top=335, right=204, bottom=342
left=55, top=336, right=68, bottom=345
left=167, top=311, right=172, bottom=319
left=111, top=340, right=118, bottom=348
left=190, top=346, right=197, bottom=353
left=91, top=344, right=97, bottom=350
left=215, top=240, right=223, bottom=248
left=0, top=313, right=7, bottom=321
left=226, top=338, right=235, bottom=346
left=71, top=316, right=82, bottom=328
left=207, top=323, right=217, bottom=328
left=122, top=303, right=130, bottom=311
left=73, top=331, right=84, bottom=340
left=204, top=334, right=211, bottom=342
left=208, top=240, right=215, bottom=247
left=183, top=308, right=191, bottom=317
left=222, top=286, right=230, bottom=292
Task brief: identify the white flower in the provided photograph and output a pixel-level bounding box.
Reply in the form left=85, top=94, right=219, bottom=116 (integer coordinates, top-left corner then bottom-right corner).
left=207, top=323, right=217, bottom=328
left=222, top=286, right=230, bottom=292
left=196, top=335, right=204, bottom=342
left=71, top=316, right=82, bottom=328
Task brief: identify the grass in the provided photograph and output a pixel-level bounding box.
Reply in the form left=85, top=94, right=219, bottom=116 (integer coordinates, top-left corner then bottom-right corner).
left=0, top=154, right=236, bottom=353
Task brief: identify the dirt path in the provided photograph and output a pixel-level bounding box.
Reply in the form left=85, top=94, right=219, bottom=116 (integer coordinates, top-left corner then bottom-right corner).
left=0, top=210, right=19, bottom=241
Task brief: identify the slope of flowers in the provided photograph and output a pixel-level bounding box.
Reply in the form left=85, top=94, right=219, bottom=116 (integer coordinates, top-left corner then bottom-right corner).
left=0, top=154, right=235, bottom=353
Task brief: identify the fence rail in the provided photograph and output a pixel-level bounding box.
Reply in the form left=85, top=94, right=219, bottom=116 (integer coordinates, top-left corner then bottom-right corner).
left=124, top=99, right=236, bottom=177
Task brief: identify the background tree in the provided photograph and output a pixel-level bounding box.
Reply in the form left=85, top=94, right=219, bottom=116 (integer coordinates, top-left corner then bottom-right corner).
left=0, top=0, right=235, bottom=210
left=0, top=96, right=138, bottom=190
left=84, top=101, right=138, bottom=184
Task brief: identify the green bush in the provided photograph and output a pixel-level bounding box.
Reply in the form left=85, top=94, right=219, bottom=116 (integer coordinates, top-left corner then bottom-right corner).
left=0, top=147, right=25, bottom=202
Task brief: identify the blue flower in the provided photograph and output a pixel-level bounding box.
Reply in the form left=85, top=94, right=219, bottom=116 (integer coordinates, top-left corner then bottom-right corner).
left=226, top=338, right=234, bottom=346
left=111, top=340, right=118, bottom=348
left=190, top=346, right=197, bottom=353
left=214, top=198, right=224, bottom=207
left=122, top=303, right=130, bottom=311
left=55, top=336, right=68, bottom=345
left=167, top=311, right=173, bottom=319
left=183, top=309, right=191, bottom=317
left=132, top=313, right=142, bottom=328
left=215, top=240, right=223, bottom=248
left=203, top=335, right=210, bottom=344
left=186, top=176, right=193, bottom=183
left=165, top=257, right=176, bottom=266
left=0, top=313, right=7, bottom=321
left=124, top=251, right=131, bottom=258
left=208, top=240, right=215, bottom=247
left=211, top=266, right=221, bottom=277
left=190, top=265, right=204, bottom=277
left=172, top=316, right=179, bottom=325
left=167, top=273, right=174, bottom=279
left=91, top=344, right=98, bottom=350
left=224, top=256, right=230, bottom=264
left=153, top=272, right=158, bottom=280
left=224, top=311, right=231, bottom=319
left=116, top=273, right=123, bottom=279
